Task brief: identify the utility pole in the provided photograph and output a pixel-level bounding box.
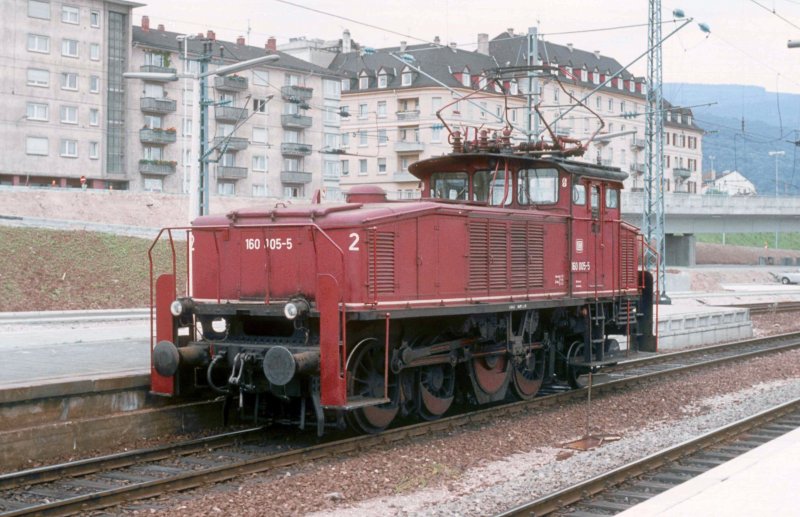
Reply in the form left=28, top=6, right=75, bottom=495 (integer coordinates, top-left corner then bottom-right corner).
left=645, top=0, right=669, bottom=304
left=526, top=26, right=539, bottom=143
left=198, top=40, right=212, bottom=217
left=769, top=150, right=784, bottom=248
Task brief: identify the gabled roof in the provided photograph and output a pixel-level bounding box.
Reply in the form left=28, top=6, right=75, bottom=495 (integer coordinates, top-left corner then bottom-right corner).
left=329, top=42, right=500, bottom=90
left=132, top=26, right=341, bottom=78
left=663, top=99, right=702, bottom=131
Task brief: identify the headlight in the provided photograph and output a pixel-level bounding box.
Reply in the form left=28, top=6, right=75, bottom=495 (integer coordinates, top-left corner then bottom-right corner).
left=170, top=300, right=183, bottom=317
left=283, top=299, right=309, bottom=320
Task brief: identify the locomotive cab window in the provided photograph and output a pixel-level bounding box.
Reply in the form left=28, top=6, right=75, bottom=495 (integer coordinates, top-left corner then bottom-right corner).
left=431, top=172, right=468, bottom=200
left=474, top=169, right=512, bottom=206
left=518, top=168, right=559, bottom=205
left=606, top=188, right=619, bottom=209
left=572, top=183, right=586, bottom=205
left=590, top=185, right=600, bottom=218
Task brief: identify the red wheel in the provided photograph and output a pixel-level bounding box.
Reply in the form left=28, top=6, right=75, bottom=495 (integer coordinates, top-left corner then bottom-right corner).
left=418, top=363, right=455, bottom=420
left=346, top=338, right=398, bottom=433
left=511, top=347, right=544, bottom=400
left=469, top=353, right=510, bottom=397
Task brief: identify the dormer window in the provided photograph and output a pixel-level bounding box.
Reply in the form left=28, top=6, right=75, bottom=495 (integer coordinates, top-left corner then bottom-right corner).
left=580, top=67, right=588, bottom=82
left=666, top=111, right=672, bottom=122
left=629, top=80, right=635, bottom=93
left=358, top=72, right=369, bottom=89
left=510, top=80, right=519, bottom=95
left=401, top=69, right=413, bottom=86
left=462, top=67, right=471, bottom=87
left=592, top=70, right=599, bottom=85
left=378, top=73, right=388, bottom=88
left=565, top=66, right=573, bottom=78
left=617, top=77, right=623, bottom=89
left=341, top=78, right=350, bottom=92
left=479, top=76, right=487, bottom=89
left=550, top=63, right=558, bottom=76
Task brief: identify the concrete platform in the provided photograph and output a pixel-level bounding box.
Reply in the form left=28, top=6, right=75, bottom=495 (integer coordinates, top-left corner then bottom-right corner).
left=618, top=424, right=800, bottom=516
left=654, top=301, right=752, bottom=350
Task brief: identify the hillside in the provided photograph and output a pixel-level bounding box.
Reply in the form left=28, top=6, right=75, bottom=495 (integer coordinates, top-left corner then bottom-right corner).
left=664, top=83, right=800, bottom=196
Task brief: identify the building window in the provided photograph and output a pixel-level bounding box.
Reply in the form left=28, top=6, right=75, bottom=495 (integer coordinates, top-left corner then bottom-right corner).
left=28, top=0, right=50, bottom=19
left=89, top=141, right=99, bottom=159
left=378, top=73, right=387, bottom=88
left=61, top=39, right=79, bottom=57
left=400, top=71, right=412, bottom=86
left=323, top=79, right=341, bottom=99
left=358, top=103, right=368, bottom=119
left=144, top=177, right=164, bottom=192
left=341, top=78, right=350, bottom=92
left=27, top=34, right=50, bottom=53
left=341, top=132, right=350, bottom=148
left=358, top=159, right=368, bottom=175
left=90, top=75, right=100, bottom=93
left=217, top=182, right=235, bottom=196
left=90, top=108, right=99, bottom=126
left=359, top=75, right=369, bottom=89
left=253, top=98, right=268, bottom=113
left=26, top=136, right=48, bottom=155
left=607, top=98, right=613, bottom=112
left=252, top=155, right=267, bottom=171
left=341, top=160, right=349, bottom=176
left=461, top=68, right=470, bottom=87
left=378, top=129, right=388, bottom=146
left=60, top=105, right=78, bottom=124
left=432, top=96, right=442, bottom=114
left=510, top=80, right=519, bottom=95
left=143, top=51, right=167, bottom=67
left=252, top=127, right=267, bottom=143
left=377, top=101, right=387, bottom=118
left=61, top=72, right=78, bottom=91
left=143, top=145, right=163, bottom=160
left=26, top=102, right=49, bottom=121
left=253, top=70, right=268, bottom=86
left=323, top=160, right=339, bottom=179
left=580, top=68, right=588, bottom=82
left=90, top=43, right=100, bottom=61
left=61, top=5, right=79, bottom=24
left=431, top=126, right=442, bottom=143
left=377, top=157, right=387, bottom=175
left=143, top=114, right=162, bottom=129
left=284, top=73, right=300, bottom=86
left=324, top=132, right=339, bottom=150
left=90, top=9, right=100, bottom=27
left=358, top=130, right=368, bottom=146
left=60, top=139, right=78, bottom=157
left=252, top=184, right=268, bottom=197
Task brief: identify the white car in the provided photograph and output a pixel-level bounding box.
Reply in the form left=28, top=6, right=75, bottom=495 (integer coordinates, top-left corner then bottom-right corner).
left=779, top=270, right=800, bottom=285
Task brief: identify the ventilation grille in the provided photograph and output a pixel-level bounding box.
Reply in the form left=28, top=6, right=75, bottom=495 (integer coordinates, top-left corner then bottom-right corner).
left=488, top=222, right=508, bottom=290
left=621, top=232, right=638, bottom=288
left=369, top=231, right=395, bottom=295
left=510, top=223, right=545, bottom=289
left=468, top=221, right=489, bottom=290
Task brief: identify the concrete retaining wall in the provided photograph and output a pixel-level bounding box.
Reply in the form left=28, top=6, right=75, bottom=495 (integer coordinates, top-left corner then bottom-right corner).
left=657, top=308, right=753, bottom=350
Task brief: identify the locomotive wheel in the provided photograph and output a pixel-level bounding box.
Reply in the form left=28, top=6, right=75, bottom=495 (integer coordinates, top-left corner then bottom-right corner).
left=511, top=347, right=545, bottom=400
left=567, top=341, right=590, bottom=389
left=418, top=363, right=456, bottom=420
left=346, top=338, right=399, bottom=433
left=469, top=353, right=510, bottom=397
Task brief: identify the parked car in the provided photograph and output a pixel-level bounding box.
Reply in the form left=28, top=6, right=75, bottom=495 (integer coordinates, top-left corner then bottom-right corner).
left=779, top=270, right=800, bottom=285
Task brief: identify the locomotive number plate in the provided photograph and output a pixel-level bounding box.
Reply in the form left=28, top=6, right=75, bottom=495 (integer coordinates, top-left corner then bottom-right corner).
left=244, top=237, right=293, bottom=251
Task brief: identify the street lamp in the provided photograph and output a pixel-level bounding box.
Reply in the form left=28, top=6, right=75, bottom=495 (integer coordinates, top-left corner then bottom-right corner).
left=768, top=150, right=784, bottom=248
left=124, top=53, right=279, bottom=219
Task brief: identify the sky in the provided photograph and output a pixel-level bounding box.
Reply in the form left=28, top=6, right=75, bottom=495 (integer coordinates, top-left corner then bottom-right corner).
left=135, top=0, right=800, bottom=94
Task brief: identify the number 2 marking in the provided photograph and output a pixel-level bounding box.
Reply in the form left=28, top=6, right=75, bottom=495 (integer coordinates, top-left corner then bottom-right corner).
left=349, top=232, right=360, bottom=251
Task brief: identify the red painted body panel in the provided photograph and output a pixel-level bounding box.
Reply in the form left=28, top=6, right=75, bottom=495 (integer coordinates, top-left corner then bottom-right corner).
left=152, top=273, right=175, bottom=395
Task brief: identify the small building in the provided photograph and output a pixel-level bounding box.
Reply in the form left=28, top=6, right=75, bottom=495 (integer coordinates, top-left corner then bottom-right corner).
left=703, top=170, right=756, bottom=196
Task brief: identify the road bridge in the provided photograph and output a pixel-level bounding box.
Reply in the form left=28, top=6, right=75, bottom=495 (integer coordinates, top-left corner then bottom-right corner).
left=621, top=192, right=800, bottom=266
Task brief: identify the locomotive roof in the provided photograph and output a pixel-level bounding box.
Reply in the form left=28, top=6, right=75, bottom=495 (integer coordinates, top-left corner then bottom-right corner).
left=409, top=153, right=628, bottom=184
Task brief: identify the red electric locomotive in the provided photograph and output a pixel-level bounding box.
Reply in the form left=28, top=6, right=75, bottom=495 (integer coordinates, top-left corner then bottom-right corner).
left=149, top=132, right=656, bottom=436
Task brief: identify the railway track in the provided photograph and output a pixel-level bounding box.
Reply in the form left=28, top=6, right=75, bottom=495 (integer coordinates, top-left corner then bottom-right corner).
left=497, top=397, right=800, bottom=516
left=1, top=332, right=799, bottom=516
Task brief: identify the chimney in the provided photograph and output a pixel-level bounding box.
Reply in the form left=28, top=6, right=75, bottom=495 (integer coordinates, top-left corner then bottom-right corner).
left=449, top=41, right=457, bottom=49
left=342, top=29, right=351, bottom=53
left=400, top=40, right=407, bottom=52
left=507, top=28, right=514, bottom=36
left=434, top=35, right=440, bottom=45
left=141, top=15, right=149, bottom=31
left=236, top=35, right=245, bottom=46
left=206, top=30, right=216, bottom=41
left=266, top=36, right=276, bottom=51
left=477, top=33, right=489, bottom=55
left=157, top=24, right=165, bottom=31
left=567, top=43, right=574, bottom=52
left=594, top=50, right=600, bottom=59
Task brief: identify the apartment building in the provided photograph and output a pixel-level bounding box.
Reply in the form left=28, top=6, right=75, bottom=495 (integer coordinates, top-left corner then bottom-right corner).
left=130, top=19, right=345, bottom=200
left=0, top=0, right=141, bottom=188
left=490, top=30, right=704, bottom=194
left=329, top=41, right=527, bottom=199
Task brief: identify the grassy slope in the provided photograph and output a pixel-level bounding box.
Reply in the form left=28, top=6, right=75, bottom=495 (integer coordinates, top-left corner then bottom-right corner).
left=0, top=227, right=185, bottom=312
left=696, top=232, right=800, bottom=250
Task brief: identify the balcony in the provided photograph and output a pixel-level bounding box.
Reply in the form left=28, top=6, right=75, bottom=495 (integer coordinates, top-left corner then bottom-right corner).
left=281, top=171, right=312, bottom=183
left=214, top=75, right=248, bottom=91
left=212, top=136, right=249, bottom=151
left=138, top=160, right=176, bottom=175
left=397, top=110, right=420, bottom=121
left=281, top=85, right=313, bottom=101
left=630, top=137, right=646, bottom=149
left=631, top=163, right=645, bottom=174
left=139, top=128, right=177, bottom=144
left=214, top=106, right=248, bottom=121
left=281, top=114, right=313, bottom=129
left=673, top=167, right=692, bottom=180
left=281, top=142, right=313, bottom=156
left=394, top=140, right=425, bottom=153
left=139, top=64, right=177, bottom=75
left=140, top=97, right=176, bottom=114
left=393, top=171, right=418, bottom=182
left=217, top=166, right=248, bottom=179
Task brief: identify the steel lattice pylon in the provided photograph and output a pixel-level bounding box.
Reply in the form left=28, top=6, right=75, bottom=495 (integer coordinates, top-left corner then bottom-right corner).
left=644, top=0, right=668, bottom=303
